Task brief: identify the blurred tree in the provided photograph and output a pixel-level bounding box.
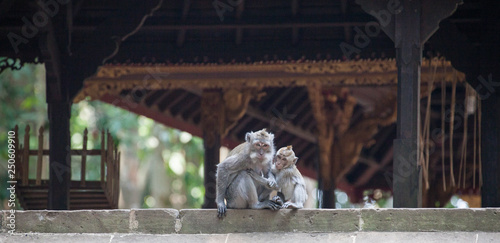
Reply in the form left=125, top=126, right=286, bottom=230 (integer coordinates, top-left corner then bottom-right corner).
left=0, top=62, right=205, bottom=209
left=0, top=61, right=46, bottom=209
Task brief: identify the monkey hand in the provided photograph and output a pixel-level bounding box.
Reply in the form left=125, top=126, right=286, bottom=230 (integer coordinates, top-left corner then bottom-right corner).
left=217, top=202, right=227, bottom=218
left=267, top=179, right=279, bottom=190
left=265, top=200, right=282, bottom=211
left=272, top=195, right=284, bottom=206
left=282, top=202, right=292, bottom=209
left=283, top=202, right=300, bottom=209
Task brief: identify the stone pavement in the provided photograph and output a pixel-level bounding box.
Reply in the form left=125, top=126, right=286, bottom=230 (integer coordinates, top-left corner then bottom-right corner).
left=1, top=232, right=500, bottom=243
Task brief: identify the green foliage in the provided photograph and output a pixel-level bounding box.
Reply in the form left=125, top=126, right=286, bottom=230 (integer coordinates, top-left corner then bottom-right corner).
left=0, top=63, right=47, bottom=209
left=0, top=63, right=206, bottom=209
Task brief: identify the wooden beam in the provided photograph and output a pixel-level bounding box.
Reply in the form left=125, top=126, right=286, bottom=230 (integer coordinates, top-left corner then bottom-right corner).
left=287, top=88, right=307, bottom=108
left=246, top=106, right=316, bottom=143
left=354, top=146, right=393, bottom=187
left=230, top=116, right=253, bottom=136
left=151, top=90, right=172, bottom=108
left=295, top=111, right=312, bottom=127
left=264, top=88, right=294, bottom=113
left=69, top=21, right=369, bottom=32
left=162, top=91, right=190, bottom=111
left=140, top=90, right=162, bottom=106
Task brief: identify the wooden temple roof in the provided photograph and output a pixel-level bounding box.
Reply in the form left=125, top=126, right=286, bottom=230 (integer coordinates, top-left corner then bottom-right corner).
left=0, top=0, right=481, bottom=69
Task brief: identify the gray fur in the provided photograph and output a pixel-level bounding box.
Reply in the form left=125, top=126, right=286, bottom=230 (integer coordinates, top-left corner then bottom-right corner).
left=215, top=129, right=279, bottom=218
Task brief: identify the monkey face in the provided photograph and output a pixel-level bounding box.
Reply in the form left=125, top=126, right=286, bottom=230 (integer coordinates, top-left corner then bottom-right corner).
left=252, top=140, right=271, bottom=160
left=275, top=154, right=288, bottom=170
left=246, top=129, right=275, bottom=163
left=275, top=146, right=298, bottom=170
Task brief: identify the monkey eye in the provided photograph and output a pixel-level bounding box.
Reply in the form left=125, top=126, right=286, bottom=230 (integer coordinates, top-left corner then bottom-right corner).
left=262, top=144, right=269, bottom=148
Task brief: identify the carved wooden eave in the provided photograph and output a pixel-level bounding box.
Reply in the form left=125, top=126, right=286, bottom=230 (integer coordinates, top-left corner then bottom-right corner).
left=73, top=58, right=465, bottom=103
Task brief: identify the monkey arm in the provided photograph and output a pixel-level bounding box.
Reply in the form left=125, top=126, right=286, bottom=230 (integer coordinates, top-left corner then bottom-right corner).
left=216, top=155, right=243, bottom=218
left=283, top=182, right=307, bottom=209
left=267, top=172, right=277, bottom=189
left=247, top=169, right=279, bottom=190
left=215, top=163, right=229, bottom=218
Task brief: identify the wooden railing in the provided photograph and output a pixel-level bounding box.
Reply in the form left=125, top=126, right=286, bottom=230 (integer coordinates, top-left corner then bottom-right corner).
left=14, top=125, right=120, bottom=208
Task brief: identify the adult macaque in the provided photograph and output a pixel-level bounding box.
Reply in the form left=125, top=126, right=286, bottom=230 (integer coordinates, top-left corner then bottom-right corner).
left=250, top=145, right=307, bottom=209
left=215, top=129, right=281, bottom=218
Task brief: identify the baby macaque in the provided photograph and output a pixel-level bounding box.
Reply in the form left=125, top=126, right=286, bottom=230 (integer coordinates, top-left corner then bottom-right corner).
left=248, top=145, right=308, bottom=209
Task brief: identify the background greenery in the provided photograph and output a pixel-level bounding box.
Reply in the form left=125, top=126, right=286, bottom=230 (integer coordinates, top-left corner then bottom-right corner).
left=0, top=62, right=205, bottom=209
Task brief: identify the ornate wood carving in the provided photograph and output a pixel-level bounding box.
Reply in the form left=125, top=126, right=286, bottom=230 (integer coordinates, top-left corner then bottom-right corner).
left=309, top=85, right=396, bottom=186
left=222, top=89, right=264, bottom=136
left=332, top=95, right=397, bottom=181
left=201, top=91, right=225, bottom=147
left=73, top=59, right=464, bottom=103
left=308, top=85, right=359, bottom=188
left=201, top=89, right=262, bottom=147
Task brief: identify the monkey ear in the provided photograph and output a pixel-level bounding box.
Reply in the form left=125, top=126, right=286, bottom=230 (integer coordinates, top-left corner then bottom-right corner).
left=245, top=132, right=253, bottom=142
left=293, top=156, right=298, bottom=164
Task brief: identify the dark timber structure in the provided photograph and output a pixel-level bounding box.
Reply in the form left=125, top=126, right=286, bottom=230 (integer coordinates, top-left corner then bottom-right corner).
left=1, top=0, right=499, bottom=209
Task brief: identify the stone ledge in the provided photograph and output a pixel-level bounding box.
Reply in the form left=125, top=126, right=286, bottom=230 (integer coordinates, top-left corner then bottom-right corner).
left=178, top=209, right=359, bottom=233
left=1, top=208, right=499, bottom=234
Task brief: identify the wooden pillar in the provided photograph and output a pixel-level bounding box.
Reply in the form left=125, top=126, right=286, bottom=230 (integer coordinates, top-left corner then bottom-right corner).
left=319, top=179, right=336, bottom=209
left=307, top=83, right=336, bottom=208
left=202, top=131, right=220, bottom=209
left=480, top=0, right=500, bottom=207
left=392, top=0, right=422, bottom=208
left=201, top=91, right=224, bottom=209
left=358, top=0, right=460, bottom=207
left=47, top=101, right=71, bottom=210
left=480, top=96, right=500, bottom=206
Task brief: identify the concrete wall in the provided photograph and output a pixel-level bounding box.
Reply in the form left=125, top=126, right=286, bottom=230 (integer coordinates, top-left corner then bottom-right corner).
left=1, top=208, right=499, bottom=234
